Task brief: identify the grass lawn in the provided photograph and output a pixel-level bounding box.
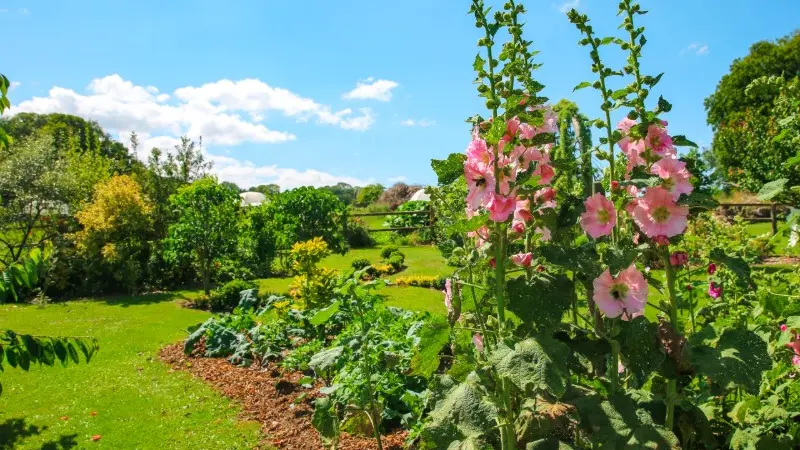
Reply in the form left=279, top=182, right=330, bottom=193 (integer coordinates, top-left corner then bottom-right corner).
left=0, top=295, right=262, bottom=450
left=257, top=245, right=452, bottom=314
left=746, top=221, right=798, bottom=256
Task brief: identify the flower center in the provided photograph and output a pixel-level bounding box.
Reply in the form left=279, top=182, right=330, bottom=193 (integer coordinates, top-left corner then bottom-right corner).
left=596, top=209, right=610, bottom=225
left=610, top=283, right=629, bottom=300
left=661, top=177, right=675, bottom=190
left=652, top=206, right=670, bottom=223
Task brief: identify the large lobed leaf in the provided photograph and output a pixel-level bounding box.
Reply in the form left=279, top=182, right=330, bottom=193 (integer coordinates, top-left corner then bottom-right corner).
left=619, top=317, right=665, bottom=384
left=431, top=153, right=467, bottom=186
left=575, top=394, right=680, bottom=449
left=490, top=337, right=569, bottom=398
left=419, top=372, right=499, bottom=450
left=689, top=327, right=772, bottom=394
left=506, top=275, right=573, bottom=333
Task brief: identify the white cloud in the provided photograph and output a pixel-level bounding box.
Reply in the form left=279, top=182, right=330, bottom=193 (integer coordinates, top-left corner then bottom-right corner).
left=9, top=81, right=21, bottom=91
left=342, top=77, right=399, bottom=102
left=13, top=74, right=377, bottom=149
left=210, top=153, right=373, bottom=190
left=400, top=118, right=435, bottom=127
left=387, top=175, right=407, bottom=183
left=680, top=42, right=710, bottom=56
left=558, top=0, right=580, bottom=13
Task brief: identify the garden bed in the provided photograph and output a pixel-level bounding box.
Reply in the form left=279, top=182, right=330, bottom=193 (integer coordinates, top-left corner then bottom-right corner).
left=159, top=343, right=407, bottom=450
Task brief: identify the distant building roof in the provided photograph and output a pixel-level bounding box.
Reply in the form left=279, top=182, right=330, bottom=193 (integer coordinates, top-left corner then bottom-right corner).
left=409, top=189, right=430, bottom=202
left=239, top=191, right=267, bottom=207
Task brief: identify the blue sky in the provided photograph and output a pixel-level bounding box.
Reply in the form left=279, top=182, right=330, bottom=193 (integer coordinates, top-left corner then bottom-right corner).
left=3, top=0, right=799, bottom=189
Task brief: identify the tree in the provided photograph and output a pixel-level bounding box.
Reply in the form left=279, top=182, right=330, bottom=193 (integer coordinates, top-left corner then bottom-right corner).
left=0, top=135, right=110, bottom=266
left=705, top=30, right=800, bottom=129
left=259, top=187, right=348, bottom=253
left=710, top=75, right=800, bottom=194
left=355, top=184, right=385, bottom=206
left=320, top=182, right=360, bottom=205
left=0, top=112, right=136, bottom=173
left=705, top=30, right=800, bottom=192
left=378, top=182, right=423, bottom=210
left=172, top=136, right=212, bottom=184
left=220, top=181, right=242, bottom=193
left=165, top=177, right=240, bottom=295
left=73, top=175, right=153, bottom=293
left=247, top=184, right=280, bottom=196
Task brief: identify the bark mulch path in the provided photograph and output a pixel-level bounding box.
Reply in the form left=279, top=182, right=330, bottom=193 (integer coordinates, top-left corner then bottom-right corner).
left=159, top=344, right=407, bottom=450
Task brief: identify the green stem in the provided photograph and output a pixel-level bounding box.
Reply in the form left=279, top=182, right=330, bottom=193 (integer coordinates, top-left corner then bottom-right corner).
left=610, top=338, right=621, bottom=394
left=663, top=250, right=680, bottom=430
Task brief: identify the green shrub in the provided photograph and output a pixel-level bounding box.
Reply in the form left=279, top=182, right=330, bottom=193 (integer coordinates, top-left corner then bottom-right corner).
left=383, top=200, right=429, bottom=233
left=380, top=245, right=400, bottom=259
left=345, top=217, right=375, bottom=248
left=351, top=258, right=371, bottom=271
left=387, top=254, right=405, bottom=272
left=210, top=279, right=257, bottom=311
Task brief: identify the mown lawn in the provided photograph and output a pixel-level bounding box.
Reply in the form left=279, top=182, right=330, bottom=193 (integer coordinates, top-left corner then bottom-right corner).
left=257, top=245, right=451, bottom=314
left=0, top=295, right=262, bottom=450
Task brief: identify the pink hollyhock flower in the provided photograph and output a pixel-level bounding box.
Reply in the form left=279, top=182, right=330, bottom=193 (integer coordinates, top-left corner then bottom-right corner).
left=580, top=193, right=617, bottom=238
left=468, top=225, right=491, bottom=247
left=651, top=158, right=693, bottom=200
left=708, top=282, right=722, bottom=299
left=618, top=360, right=626, bottom=374
left=781, top=324, right=788, bottom=332
left=669, top=251, right=689, bottom=267
left=593, top=264, right=649, bottom=318
left=489, top=258, right=496, bottom=268
left=534, top=187, right=557, bottom=209
left=443, top=279, right=453, bottom=312
left=793, top=355, right=800, bottom=367
left=473, top=333, right=484, bottom=353
left=487, top=192, right=516, bottom=222
left=505, top=117, right=520, bottom=141
left=787, top=334, right=800, bottom=359
left=534, top=163, right=555, bottom=185
left=514, top=199, right=533, bottom=223
left=466, top=138, right=492, bottom=165
left=707, top=263, right=717, bottom=275
left=465, top=160, right=494, bottom=210
left=510, top=252, right=533, bottom=267
left=631, top=187, right=688, bottom=238
left=645, top=122, right=675, bottom=157
left=536, top=226, right=551, bottom=242
left=617, top=117, right=637, bottom=133
left=511, top=220, right=526, bottom=234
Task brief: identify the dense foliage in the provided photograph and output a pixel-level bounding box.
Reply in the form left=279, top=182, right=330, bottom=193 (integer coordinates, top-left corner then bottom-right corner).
left=164, top=177, right=241, bottom=295
left=705, top=30, right=800, bottom=194
left=259, top=186, right=348, bottom=254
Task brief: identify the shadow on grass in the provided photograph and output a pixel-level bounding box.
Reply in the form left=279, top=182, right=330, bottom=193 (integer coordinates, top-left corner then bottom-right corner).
left=0, top=418, right=44, bottom=450
left=0, top=417, right=76, bottom=450
left=95, top=291, right=191, bottom=308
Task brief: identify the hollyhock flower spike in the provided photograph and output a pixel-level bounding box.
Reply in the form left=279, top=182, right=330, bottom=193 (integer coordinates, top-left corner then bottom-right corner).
left=631, top=187, right=689, bottom=238
left=651, top=158, right=693, bottom=200
left=708, top=282, right=722, bottom=299
left=580, top=193, right=617, bottom=238
left=465, top=160, right=494, bottom=210
left=473, top=333, right=484, bottom=353
left=534, top=187, right=557, bottom=209
left=510, top=252, right=533, bottom=268
left=593, top=264, right=649, bottom=318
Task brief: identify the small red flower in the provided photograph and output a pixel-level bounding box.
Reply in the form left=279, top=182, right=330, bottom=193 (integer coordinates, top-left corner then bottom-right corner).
left=91, top=435, right=102, bottom=442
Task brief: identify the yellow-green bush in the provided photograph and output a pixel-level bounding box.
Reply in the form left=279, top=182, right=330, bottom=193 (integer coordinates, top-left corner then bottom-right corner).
left=287, top=237, right=336, bottom=308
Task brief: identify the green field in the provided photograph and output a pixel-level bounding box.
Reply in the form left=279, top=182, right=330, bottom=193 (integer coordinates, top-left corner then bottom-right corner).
left=0, top=296, right=262, bottom=450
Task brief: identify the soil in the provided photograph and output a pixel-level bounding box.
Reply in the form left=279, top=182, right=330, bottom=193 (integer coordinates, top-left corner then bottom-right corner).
left=159, top=344, right=408, bottom=450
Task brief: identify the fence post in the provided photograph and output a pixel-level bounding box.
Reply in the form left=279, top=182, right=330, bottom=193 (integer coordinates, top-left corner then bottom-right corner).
left=771, top=203, right=778, bottom=236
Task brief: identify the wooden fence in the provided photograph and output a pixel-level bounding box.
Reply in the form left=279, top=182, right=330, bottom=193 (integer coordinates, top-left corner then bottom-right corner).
left=717, top=203, right=789, bottom=235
